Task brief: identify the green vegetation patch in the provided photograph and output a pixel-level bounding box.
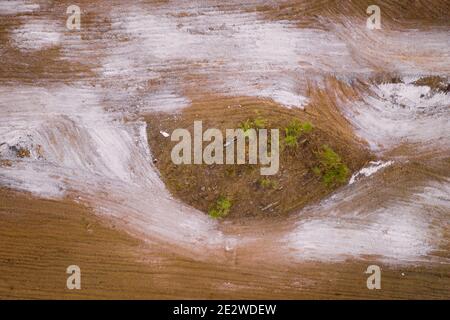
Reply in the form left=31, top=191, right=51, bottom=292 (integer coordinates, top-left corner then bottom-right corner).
left=284, top=120, right=314, bottom=148
left=313, top=145, right=350, bottom=187
left=208, top=196, right=233, bottom=219
left=146, top=99, right=371, bottom=219
left=258, top=177, right=278, bottom=189
left=239, top=117, right=267, bottom=133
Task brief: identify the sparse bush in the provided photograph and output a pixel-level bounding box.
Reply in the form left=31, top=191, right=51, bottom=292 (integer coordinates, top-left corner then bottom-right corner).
left=252, top=117, right=266, bottom=129
left=239, top=119, right=252, bottom=132
left=300, top=121, right=313, bottom=134
left=284, top=134, right=298, bottom=148
left=313, top=145, right=349, bottom=187
left=258, top=177, right=277, bottom=189
left=284, top=120, right=314, bottom=148
left=208, top=196, right=232, bottom=218
left=239, top=117, right=266, bottom=133
left=285, top=119, right=302, bottom=138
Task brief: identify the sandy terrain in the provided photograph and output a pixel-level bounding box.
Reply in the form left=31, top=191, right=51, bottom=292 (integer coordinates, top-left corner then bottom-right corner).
left=1, top=188, right=449, bottom=299
left=0, top=0, right=449, bottom=299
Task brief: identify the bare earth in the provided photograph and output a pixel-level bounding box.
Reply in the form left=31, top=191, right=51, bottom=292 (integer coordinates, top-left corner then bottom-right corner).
left=0, top=188, right=448, bottom=299
left=0, top=0, right=449, bottom=299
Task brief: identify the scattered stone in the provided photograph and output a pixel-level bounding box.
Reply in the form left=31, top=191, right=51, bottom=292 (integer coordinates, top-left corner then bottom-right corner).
left=160, top=130, right=170, bottom=138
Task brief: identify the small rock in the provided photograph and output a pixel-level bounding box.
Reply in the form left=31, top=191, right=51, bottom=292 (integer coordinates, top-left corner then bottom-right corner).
left=160, top=131, right=170, bottom=138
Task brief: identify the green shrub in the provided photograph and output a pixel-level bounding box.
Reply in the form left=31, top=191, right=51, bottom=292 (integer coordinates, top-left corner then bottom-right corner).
left=239, top=119, right=252, bottom=132
left=285, top=119, right=302, bottom=137
left=284, top=120, right=314, bottom=148
left=313, top=145, right=350, bottom=187
left=300, top=121, right=313, bottom=134
left=239, top=117, right=266, bottom=132
left=252, top=117, right=266, bottom=129
left=258, top=177, right=277, bottom=189
left=208, top=196, right=232, bottom=218
left=284, top=134, right=298, bottom=148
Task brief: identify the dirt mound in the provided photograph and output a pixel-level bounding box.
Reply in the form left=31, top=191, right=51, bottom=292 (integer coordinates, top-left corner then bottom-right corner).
left=146, top=91, right=372, bottom=219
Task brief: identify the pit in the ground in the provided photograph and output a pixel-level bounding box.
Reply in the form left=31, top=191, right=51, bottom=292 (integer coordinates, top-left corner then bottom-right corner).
left=146, top=96, right=372, bottom=219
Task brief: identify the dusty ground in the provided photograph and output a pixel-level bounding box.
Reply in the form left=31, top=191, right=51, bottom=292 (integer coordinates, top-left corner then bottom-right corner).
left=1, top=188, right=449, bottom=299
left=0, top=0, right=449, bottom=300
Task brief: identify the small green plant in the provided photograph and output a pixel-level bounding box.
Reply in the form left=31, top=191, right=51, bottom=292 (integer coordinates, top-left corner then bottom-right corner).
left=258, top=177, right=277, bottom=189
left=239, top=117, right=266, bottom=133
left=300, top=121, right=313, bottom=134
left=252, top=117, right=266, bottom=129
left=239, top=119, right=252, bottom=132
left=208, top=196, right=232, bottom=218
left=313, top=145, right=350, bottom=187
left=284, top=120, right=314, bottom=148
left=285, top=119, right=302, bottom=138
left=284, top=134, right=298, bottom=148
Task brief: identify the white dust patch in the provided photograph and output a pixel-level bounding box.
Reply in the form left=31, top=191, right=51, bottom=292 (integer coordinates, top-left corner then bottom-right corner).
left=344, top=82, right=450, bottom=151
left=286, top=181, right=450, bottom=263
left=101, top=9, right=365, bottom=110
left=11, top=20, right=61, bottom=51
left=2, top=3, right=449, bottom=265
left=0, top=85, right=231, bottom=255
left=332, top=19, right=450, bottom=75
left=288, top=212, right=431, bottom=261
left=349, top=160, right=393, bottom=184
left=0, top=0, right=39, bottom=15
left=259, top=87, right=309, bottom=109
left=138, top=91, right=191, bottom=113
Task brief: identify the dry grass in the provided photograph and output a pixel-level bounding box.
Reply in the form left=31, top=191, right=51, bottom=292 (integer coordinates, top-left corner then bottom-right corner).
left=413, top=76, right=450, bottom=93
